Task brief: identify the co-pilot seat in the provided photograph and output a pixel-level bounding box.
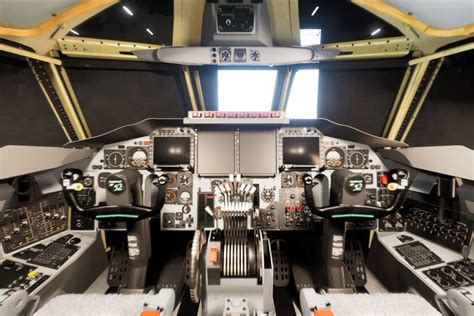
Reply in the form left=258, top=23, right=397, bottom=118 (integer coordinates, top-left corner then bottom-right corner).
left=34, top=169, right=173, bottom=315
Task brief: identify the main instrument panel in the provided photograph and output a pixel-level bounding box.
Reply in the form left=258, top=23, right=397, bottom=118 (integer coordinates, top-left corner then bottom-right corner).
left=78, top=121, right=395, bottom=231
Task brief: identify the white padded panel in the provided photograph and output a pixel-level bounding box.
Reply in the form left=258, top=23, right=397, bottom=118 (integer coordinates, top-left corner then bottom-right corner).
left=0, top=0, right=79, bottom=28
left=387, top=0, right=474, bottom=29
left=35, top=290, right=175, bottom=316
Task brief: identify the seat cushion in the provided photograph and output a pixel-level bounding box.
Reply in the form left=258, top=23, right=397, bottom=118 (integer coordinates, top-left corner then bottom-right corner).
left=300, top=289, right=441, bottom=316
left=34, top=290, right=175, bottom=316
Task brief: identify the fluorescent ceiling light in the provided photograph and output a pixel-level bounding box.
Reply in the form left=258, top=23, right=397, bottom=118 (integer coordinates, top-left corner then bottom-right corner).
left=286, top=69, right=319, bottom=119
left=371, top=28, right=381, bottom=36
left=122, top=5, right=133, bottom=16
left=69, top=29, right=79, bottom=35
left=300, top=29, right=321, bottom=46
left=146, top=28, right=154, bottom=35
left=218, top=70, right=278, bottom=111
left=311, top=6, right=319, bottom=16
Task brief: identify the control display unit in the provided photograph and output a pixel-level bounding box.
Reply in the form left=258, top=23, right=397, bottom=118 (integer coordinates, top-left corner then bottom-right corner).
left=282, top=137, right=320, bottom=167
left=153, top=137, right=191, bottom=167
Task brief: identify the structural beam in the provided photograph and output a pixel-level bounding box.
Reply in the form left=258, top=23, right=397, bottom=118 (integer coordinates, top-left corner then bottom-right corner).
left=400, top=58, right=444, bottom=142
left=193, top=70, right=206, bottom=111
left=58, top=36, right=163, bottom=61
left=277, top=67, right=293, bottom=111
left=386, top=62, right=429, bottom=140
left=182, top=66, right=199, bottom=112
left=0, top=44, right=61, bottom=65
left=409, top=42, right=474, bottom=65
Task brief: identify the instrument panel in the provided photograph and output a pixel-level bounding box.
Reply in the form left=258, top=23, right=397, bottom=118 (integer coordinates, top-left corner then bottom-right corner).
left=82, top=126, right=392, bottom=231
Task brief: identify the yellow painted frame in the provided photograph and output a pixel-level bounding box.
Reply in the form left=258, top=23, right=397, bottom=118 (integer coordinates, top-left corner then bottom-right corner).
left=0, top=0, right=117, bottom=37
left=354, top=0, right=474, bottom=37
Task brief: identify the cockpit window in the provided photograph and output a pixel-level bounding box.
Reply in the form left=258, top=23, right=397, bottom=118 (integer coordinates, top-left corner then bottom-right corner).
left=286, top=69, right=319, bottom=119
left=217, top=69, right=278, bottom=112
left=67, top=0, right=173, bottom=45
left=299, top=0, right=403, bottom=44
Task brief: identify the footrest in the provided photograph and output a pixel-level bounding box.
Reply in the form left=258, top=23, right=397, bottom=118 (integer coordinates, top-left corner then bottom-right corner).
left=343, top=240, right=367, bottom=287
left=107, top=242, right=129, bottom=288
left=271, top=239, right=290, bottom=287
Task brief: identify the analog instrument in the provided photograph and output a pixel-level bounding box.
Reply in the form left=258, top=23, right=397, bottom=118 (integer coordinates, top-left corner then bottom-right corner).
left=127, top=147, right=149, bottom=168
left=178, top=174, right=192, bottom=187
left=104, top=150, right=125, bottom=169
left=97, top=172, right=111, bottom=188
left=282, top=173, right=296, bottom=188
left=165, top=173, right=177, bottom=187
left=261, top=189, right=275, bottom=203
left=325, top=147, right=345, bottom=168
left=165, top=189, right=177, bottom=204
left=347, top=150, right=368, bottom=169
left=178, top=190, right=192, bottom=205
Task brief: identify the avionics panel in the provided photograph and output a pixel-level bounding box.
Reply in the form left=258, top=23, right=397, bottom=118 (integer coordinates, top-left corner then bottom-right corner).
left=0, top=192, right=69, bottom=253
left=282, top=137, right=320, bottom=167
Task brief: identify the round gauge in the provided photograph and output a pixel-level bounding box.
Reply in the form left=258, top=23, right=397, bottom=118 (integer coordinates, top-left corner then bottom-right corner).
left=261, top=189, right=275, bottom=203
left=104, top=150, right=125, bottom=169
left=282, top=173, right=296, bottom=188
left=296, top=174, right=305, bottom=187
left=127, top=147, right=148, bottom=168
left=165, top=173, right=177, bottom=187
left=325, top=147, right=345, bottom=168
left=82, top=176, right=94, bottom=187
left=165, top=189, right=177, bottom=204
left=348, top=150, right=368, bottom=169
left=178, top=174, right=192, bottom=187
left=98, top=172, right=111, bottom=188
left=179, top=190, right=192, bottom=204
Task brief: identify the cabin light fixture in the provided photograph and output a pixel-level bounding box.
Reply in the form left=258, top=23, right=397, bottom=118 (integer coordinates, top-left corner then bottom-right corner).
left=311, top=6, right=319, bottom=16
left=146, top=28, right=154, bottom=35
left=70, top=29, right=79, bottom=35
left=371, top=28, right=381, bottom=36
left=122, top=5, right=134, bottom=16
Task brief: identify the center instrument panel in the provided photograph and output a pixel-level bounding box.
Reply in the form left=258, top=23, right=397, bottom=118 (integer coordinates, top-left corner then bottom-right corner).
left=79, top=121, right=395, bottom=231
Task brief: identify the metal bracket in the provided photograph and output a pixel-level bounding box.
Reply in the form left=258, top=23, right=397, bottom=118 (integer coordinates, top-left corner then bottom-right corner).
left=57, top=36, right=163, bottom=61
left=314, top=36, right=413, bottom=60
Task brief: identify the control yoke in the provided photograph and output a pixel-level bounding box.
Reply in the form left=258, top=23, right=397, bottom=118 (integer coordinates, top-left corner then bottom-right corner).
left=61, top=168, right=168, bottom=221
left=303, top=169, right=410, bottom=220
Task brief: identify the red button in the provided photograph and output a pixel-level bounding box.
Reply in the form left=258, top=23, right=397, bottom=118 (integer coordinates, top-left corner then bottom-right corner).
left=380, top=174, right=388, bottom=186
left=295, top=204, right=302, bottom=212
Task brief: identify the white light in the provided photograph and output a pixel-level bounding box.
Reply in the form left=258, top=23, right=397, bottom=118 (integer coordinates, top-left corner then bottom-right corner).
left=371, top=28, right=381, bottom=36
left=218, top=70, right=278, bottom=111
left=300, top=29, right=321, bottom=46
left=146, top=28, right=154, bottom=35
left=286, top=69, right=319, bottom=119
left=311, top=6, right=319, bottom=16
left=122, top=5, right=133, bottom=16
left=70, top=29, right=79, bottom=35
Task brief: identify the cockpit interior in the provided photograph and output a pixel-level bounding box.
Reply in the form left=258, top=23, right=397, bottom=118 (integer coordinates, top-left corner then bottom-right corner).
left=0, top=1, right=473, bottom=315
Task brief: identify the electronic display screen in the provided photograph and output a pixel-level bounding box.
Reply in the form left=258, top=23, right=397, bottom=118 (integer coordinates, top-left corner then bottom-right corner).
left=282, top=137, right=320, bottom=166
left=153, top=137, right=191, bottom=166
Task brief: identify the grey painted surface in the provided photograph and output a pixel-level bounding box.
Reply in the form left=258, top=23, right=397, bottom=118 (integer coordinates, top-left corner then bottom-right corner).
left=0, top=146, right=94, bottom=180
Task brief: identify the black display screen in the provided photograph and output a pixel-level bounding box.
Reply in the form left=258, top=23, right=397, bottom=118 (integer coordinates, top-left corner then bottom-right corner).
left=282, top=137, right=320, bottom=166
left=153, top=137, right=191, bottom=166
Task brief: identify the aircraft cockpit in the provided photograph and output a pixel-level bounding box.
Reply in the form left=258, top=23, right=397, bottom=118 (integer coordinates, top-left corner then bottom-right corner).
left=0, top=1, right=473, bottom=315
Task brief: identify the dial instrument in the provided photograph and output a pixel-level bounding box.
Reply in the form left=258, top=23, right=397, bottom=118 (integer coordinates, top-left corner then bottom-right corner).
left=178, top=190, right=192, bottom=205
left=165, top=189, right=177, bottom=204
left=165, top=173, right=177, bottom=187
left=127, top=147, right=149, bottom=168
left=347, top=150, right=369, bottom=169
left=282, top=173, right=296, bottom=188
left=104, top=150, right=126, bottom=169
left=261, top=189, right=275, bottom=203
left=178, top=174, right=192, bottom=187
left=325, top=147, right=345, bottom=169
